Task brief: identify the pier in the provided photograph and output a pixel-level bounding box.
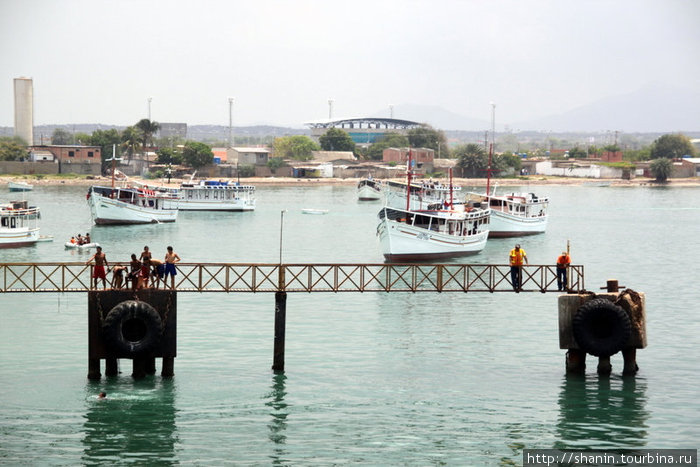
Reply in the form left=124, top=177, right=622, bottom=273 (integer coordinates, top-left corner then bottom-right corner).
left=0, top=262, right=584, bottom=293
left=2, top=261, right=646, bottom=378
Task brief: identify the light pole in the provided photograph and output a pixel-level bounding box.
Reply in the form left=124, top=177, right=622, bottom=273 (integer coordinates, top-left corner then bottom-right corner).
left=279, top=210, right=287, bottom=264
left=228, top=97, right=234, bottom=148
left=389, top=104, right=394, bottom=119
left=148, top=97, right=152, bottom=121
left=490, top=101, right=496, bottom=151
left=328, top=99, right=334, bottom=121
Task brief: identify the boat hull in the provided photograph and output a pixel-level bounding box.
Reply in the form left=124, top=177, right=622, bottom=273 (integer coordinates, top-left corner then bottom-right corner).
left=8, top=182, right=33, bottom=192
left=162, top=198, right=255, bottom=211
left=488, top=211, right=548, bottom=237
left=89, top=192, right=178, bottom=225
left=377, top=217, right=488, bottom=261
left=0, top=229, right=39, bottom=248
left=357, top=180, right=383, bottom=201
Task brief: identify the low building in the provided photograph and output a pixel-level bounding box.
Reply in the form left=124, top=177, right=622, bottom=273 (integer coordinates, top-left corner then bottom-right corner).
left=311, top=150, right=356, bottom=162
left=382, top=147, right=434, bottom=174
left=29, top=144, right=101, bottom=175
left=232, top=147, right=270, bottom=166
left=682, top=158, right=700, bottom=177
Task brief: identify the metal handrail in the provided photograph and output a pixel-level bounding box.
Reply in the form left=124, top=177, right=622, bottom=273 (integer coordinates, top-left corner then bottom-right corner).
left=0, top=263, right=584, bottom=294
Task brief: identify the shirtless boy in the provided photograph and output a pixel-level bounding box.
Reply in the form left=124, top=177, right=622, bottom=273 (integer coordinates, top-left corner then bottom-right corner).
left=164, top=246, right=181, bottom=289
left=86, top=246, right=109, bottom=289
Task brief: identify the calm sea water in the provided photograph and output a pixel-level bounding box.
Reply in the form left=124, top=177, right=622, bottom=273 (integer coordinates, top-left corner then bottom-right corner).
left=1, top=183, right=699, bottom=465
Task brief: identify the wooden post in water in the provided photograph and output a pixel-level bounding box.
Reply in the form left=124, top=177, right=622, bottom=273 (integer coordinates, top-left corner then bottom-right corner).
left=272, top=266, right=287, bottom=372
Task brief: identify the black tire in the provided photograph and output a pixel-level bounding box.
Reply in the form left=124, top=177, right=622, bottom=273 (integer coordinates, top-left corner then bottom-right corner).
left=572, top=298, right=631, bottom=357
left=102, top=300, right=162, bottom=356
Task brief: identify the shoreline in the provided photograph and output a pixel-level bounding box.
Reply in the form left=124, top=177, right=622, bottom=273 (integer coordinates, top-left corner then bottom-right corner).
left=2, top=174, right=700, bottom=188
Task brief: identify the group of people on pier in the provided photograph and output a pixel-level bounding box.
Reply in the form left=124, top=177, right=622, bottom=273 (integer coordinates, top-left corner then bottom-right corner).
left=86, top=245, right=181, bottom=290
left=508, top=243, right=571, bottom=292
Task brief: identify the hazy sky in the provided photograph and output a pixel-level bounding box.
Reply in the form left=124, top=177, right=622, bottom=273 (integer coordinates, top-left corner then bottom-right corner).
left=1, top=0, right=699, bottom=128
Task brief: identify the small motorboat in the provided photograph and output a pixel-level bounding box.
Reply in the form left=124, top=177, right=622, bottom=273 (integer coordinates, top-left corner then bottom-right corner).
left=9, top=181, right=33, bottom=192
left=301, top=208, right=329, bottom=215
left=65, top=241, right=100, bottom=250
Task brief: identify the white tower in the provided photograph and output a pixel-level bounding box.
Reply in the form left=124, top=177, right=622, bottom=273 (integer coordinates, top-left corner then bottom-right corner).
left=14, top=77, right=34, bottom=145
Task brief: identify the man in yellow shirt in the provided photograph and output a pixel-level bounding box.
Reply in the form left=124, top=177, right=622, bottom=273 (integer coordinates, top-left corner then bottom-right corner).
left=509, top=244, right=528, bottom=291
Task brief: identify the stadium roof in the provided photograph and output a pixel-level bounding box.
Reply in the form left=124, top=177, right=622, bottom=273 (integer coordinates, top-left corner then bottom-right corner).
left=305, top=117, right=424, bottom=129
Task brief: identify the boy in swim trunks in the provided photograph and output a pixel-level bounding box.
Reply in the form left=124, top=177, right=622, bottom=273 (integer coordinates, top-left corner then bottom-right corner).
left=164, top=246, right=181, bottom=289
left=86, top=246, right=109, bottom=289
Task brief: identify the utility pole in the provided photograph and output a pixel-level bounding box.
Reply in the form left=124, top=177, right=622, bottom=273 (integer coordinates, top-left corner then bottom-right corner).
left=228, top=97, right=234, bottom=148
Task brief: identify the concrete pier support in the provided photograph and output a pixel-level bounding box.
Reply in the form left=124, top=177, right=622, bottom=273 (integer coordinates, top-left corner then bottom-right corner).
left=559, top=286, right=646, bottom=376
left=87, top=289, right=177, bottom=380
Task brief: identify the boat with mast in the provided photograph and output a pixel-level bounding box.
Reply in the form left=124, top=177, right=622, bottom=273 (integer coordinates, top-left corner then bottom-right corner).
left=384, top=177, right=462, bottom=210
left=86, top=150, right=178, bottom=225
left=377, top=152, right=490, bottom=261
left=465, top=144, right=548, bottom=237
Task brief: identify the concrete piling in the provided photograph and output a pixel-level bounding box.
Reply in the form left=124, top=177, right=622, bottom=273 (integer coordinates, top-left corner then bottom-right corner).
left=559, top=281, right=646, bottom=376
left=87, top=289, right=177, bottom=380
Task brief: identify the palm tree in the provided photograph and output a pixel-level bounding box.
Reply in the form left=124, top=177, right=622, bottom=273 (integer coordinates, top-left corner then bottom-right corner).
left=650, top=157, right=672, bottom=182
left=136, top=119, right=160, bottom=154
left=121, top=126, right=143, bottom=164
left=455, top=144, right=486, bottom=178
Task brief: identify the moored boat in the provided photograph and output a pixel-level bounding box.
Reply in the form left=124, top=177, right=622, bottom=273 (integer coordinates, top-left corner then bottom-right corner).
left=87, top=185, right=178, bottom=225
left=161, top=179, right=255, bottom=211
left=357, top=177, right=383, bottom=201
left=377, top=202, right=490, bottom=261
left=465, top=191, right=548, bottom=237
left=0, top=200, right=40, bottom=248
left=377, top=154, right=489, bottom=261
left=65, top=241, right=100, bottom=249
left=8, top=181, right=33, bottom=192
left=384, top=178, right=462, bottom=210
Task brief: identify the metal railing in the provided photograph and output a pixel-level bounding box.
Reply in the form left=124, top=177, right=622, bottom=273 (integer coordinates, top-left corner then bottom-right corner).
left=0, top=263, right=584, bottom=294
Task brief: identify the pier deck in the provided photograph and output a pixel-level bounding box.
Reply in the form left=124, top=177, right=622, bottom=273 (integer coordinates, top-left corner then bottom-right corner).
left=0, top=262, right=584, bottom=293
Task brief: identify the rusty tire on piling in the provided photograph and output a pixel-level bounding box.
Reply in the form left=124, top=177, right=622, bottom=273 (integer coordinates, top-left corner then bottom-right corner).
left=572, top=298, right=631, bottom=357
left=102, top=300, right=163, bottom=356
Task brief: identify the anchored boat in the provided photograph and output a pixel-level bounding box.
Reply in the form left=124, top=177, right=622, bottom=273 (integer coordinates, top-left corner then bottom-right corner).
left=377, top=154, right=489, bottom=261
left=357, top=177, right=383, bottom=201
left=161, top=179, right=255, bottom=211
left=8, top=181, right=33, bottom=192
left=0, top=200, right=40, bottom=248
left=384, top=178, right=462, bottom=210
left=87, top=185, right=178, bottom=225
left=465, top=145, right=548, bottom=237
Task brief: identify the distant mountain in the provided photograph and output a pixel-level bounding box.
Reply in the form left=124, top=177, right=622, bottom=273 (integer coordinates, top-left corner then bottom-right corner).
left=515, top=83, right=700, bottom=132
left=369, top=84, right=700, bottom=133
left=370, top=104, right=490, bottom=131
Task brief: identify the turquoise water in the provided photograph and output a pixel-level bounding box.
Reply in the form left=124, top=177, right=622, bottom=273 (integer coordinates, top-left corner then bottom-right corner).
left=1, top=184, right=699, bottom=465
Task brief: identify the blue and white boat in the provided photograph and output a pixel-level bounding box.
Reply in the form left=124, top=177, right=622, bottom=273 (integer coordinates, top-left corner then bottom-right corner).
left=161, top=180, right=256, bottom=212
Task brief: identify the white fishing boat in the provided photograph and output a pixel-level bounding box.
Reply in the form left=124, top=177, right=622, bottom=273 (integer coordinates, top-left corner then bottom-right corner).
left=86, top=152, right=178, bottom=225
left=465, top=191, right=548, bottom=237
left=384, top=178, right=462, bottom=210
left=377, top=203, right=490, bottom=261
left=377, top=155, right=489, bottom=261
left=464, top=145, right=548, bottom=237
left=0, top=200, right=40, bottom=248
left=161, top=179, right=255, bottom=211
left=357, top=177, right=383, bottom=201
left=87, top=185, right=178, bottom=225
left=8, top=181, right=33, bottom=192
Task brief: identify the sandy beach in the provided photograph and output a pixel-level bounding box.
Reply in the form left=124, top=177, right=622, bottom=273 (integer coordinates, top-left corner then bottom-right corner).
left=1, top=174, right=699, bottom=188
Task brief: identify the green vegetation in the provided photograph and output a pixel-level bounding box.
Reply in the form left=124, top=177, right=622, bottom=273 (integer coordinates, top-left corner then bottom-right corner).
left=319, top=128, right=356, bottom=152
left=273, top=135, right=319, bottom=161
left=237, top=164, right=256, bottom=177
left=0, top=137, right=28, bottom=160
left=650, top=157, right=673, bottom=182
left=182, top=141, right=214, bottom=169
left=650, top=133, right=696, bottom=159
left=267, top=157, right=285, bottom=172
left=407, top=125, right=450, bottom=158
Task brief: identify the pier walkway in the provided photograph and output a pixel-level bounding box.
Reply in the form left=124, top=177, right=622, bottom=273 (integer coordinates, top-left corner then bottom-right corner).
left=0, top=262, right=584, bottom=294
